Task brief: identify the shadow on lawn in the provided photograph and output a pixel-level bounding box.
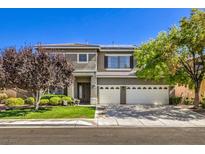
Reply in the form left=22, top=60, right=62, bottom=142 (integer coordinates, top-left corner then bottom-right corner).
left=0, top=107, right=52, bottom=118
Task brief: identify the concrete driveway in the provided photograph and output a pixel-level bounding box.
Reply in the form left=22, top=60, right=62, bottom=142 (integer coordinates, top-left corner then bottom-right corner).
left=96, top=105, right=205, bottom=127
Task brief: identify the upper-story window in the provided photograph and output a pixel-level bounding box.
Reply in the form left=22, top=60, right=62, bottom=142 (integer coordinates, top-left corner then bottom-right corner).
left=78, top=54, right=88, bottom=63
left=105, top=54, right=133, bottom=69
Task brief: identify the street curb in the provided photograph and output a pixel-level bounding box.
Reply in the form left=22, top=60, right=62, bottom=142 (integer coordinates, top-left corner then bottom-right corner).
left=1, top=125, right=205, bottom=128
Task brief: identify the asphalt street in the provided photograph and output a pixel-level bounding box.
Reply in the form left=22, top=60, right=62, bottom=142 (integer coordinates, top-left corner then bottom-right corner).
left=0, top=127, right=205, bottom=145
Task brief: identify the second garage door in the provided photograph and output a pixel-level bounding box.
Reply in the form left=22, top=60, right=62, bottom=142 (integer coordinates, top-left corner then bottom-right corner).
left=126, top=85, right=169, bottom=105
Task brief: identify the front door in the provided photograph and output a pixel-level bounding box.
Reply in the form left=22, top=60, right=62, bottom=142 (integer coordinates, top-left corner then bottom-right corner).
left=77, top=83, right=90, bottom=104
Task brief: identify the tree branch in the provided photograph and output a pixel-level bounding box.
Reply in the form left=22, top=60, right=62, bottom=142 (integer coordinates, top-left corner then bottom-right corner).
left=179, top=57, right=195, bottom=79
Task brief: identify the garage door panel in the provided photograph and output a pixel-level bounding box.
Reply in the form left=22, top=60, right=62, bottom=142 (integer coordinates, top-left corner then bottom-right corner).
left=99, top=86, right=120, bottom=104
left=126, top=85, right=169, bottom=105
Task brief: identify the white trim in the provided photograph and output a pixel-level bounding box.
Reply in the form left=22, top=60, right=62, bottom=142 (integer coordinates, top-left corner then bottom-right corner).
left=77, top=53, right=88, bottom=63
left=97, top=76, right=137, bottom=78
left=105, top=54, right=132, bottom=56
left=74, top=70, right=96, bottom=72
left=100, top=49, right=134, bottom=52
left=64, top=52, right=97, bottom=54
left=105, top=68, right=132, bottom=71
left=98, top=85, right=169, bottom=87
left=95, top=51, right=98, bottom=72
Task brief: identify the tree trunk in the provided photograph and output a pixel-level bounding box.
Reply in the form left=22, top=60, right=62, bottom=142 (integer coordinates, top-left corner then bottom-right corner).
left=34, top=90, right=42, bottom=111
left=194, top=81, right=202, bottom=108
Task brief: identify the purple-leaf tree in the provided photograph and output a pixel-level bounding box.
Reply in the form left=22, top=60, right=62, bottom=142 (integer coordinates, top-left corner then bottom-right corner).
left=0, top=57, right=6, bottom=90
left=2, top=47, right=74, bottom=110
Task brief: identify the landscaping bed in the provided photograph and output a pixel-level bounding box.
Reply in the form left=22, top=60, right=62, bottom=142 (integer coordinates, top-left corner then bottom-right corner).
left=0, top=106, right=95, bottom=119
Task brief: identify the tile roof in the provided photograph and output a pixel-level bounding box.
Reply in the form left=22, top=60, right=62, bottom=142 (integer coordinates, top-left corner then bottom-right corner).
left=37, top=43, right=99, bottom=48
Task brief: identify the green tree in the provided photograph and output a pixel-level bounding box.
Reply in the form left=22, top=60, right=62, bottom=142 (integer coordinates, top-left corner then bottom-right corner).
left=135, top=9, right=205, bottom=108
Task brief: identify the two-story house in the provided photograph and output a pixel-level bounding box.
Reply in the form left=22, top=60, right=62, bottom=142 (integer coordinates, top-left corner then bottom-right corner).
left=39, top=43, right=169, bottom=105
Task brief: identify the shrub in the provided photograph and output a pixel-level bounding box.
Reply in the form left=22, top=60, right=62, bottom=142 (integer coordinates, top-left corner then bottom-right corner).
left=25, top=97, right=35, bottom=105
left=201, top=98, right=205, bottom=109
left=41, top=94, right=66, bottom=99
left=61, top=96, right=73, bottom=105
left=5, top=98, right=24, bottom=107
left=40, top=99, right=50, bottom=105
left=49, top=96, right=62, bottom=105
left=184, top=97, right=194, bottom=105
left=202, top=102, right=205, bottom=109
left=169, top=96, right=182, bottom=105
left=0, top=93, right=8, bottom=101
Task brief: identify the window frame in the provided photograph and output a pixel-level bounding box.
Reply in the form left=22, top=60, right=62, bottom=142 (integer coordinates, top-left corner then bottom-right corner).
left=105, top=54, right=132, bottom=70
left=77, top=53, right=88, bottom=63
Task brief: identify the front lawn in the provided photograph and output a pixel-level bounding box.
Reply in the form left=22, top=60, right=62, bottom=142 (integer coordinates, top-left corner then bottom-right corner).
left=0, top=106, right=95, bottom=119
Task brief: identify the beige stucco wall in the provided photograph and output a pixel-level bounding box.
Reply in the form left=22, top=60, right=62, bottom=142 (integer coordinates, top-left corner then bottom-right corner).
left=47, top=49, right=97, bottom=71
left=3, top=88, right=32, bottom=98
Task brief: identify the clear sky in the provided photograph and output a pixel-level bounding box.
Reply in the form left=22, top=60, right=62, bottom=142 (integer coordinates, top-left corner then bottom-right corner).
left=0, top=8, right=191, bottom=49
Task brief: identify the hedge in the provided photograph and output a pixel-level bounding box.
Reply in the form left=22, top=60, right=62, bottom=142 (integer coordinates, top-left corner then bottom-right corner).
left=40, top=99, right=50, bottom=105
left=49, top=96, right=62, bottom=105
left=169, top=96, right=182, bottom=105
left=25, top=97, right=35, bottom=105
left=0, top=93, right=8, bottom=101
left=5, top=98, right=25, bottom=107
left=41, top=94, right=66, bottom=100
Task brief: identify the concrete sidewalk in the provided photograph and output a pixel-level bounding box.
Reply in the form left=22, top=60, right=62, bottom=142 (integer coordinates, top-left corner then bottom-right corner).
left=1, top=117, right=205, bottom=127
left=1, top=105, right=205, bottom=128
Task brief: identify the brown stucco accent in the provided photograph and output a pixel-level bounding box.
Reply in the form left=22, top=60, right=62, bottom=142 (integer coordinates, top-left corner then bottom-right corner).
left=74, top=61, right=96, bottom=71
left=89, top=54, right=96, bottom=61
left=120, top=86, right=126, bottom=104
left=97, top=78, right=165, bottom=85
left=65, top=54, right=77, bottom=61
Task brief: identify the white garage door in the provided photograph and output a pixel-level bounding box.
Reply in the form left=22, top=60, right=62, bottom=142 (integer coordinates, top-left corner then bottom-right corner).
left=99, top=86, right=120, bottom=104
left=126, top=85, right=169, bottom=105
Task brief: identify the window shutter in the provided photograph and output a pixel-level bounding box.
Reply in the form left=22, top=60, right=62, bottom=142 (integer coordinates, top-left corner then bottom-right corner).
left=104, top=56, right=108, bottom=68
left=130, top=56, right=133, bottom=68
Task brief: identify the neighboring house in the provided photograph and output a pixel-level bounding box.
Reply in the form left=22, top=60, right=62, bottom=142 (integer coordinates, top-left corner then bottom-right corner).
left=173, top=81, right=205, bottom=99
left=36, top=43, right=169, bottom=105
left=172, top=56, right=205, bottom=99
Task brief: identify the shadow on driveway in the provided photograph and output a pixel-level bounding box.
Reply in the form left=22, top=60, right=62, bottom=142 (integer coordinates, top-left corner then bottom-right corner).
left=98, top=105, right=205, bottom=121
